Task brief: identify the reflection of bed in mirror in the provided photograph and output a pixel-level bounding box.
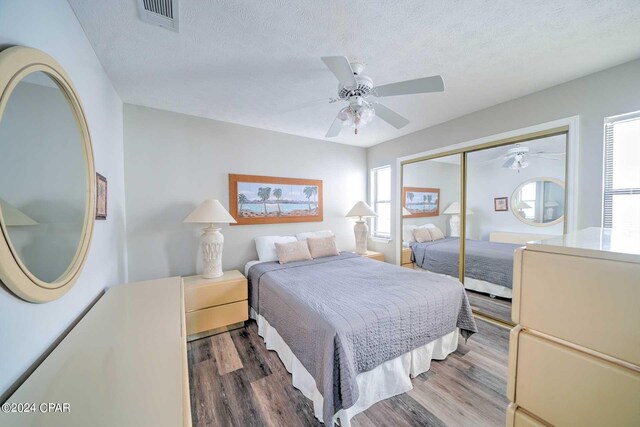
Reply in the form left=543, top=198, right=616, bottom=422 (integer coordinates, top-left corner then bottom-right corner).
left=404, top=229, right=557, bottom=300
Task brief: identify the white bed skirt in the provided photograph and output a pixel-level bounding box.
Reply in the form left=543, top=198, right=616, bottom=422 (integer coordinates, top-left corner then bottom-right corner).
left=250, top=308, right=459, bottom=426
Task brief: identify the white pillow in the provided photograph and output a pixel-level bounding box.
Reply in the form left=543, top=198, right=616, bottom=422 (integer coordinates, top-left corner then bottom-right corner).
left=295, top=230, right=334, bottom=241
left=402, top=225, right=418, bottom=243
left=255, top=235, right=297, bottom=262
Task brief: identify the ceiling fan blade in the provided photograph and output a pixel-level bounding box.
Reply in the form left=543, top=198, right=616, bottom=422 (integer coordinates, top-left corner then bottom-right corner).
left=373, top=75, right=444, bottom=97
left=502, top=157, right=516, bottom=168
left=325, top=116, right=343, bottom=138
left=374, top=103, right=410, bottom=129
left=321, top=56, right=357, bottom=87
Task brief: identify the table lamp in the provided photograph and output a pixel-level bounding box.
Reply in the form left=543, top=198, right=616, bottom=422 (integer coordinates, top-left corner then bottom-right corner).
left=442, top=202, right=473, bottom=237
left=346, top=201, right=377, bottom=255
left=0, top=197, right=38, bottom=226
left=184, top=199, right=236, bottom=278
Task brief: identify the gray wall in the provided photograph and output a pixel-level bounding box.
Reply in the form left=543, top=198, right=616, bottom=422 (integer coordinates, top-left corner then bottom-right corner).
left=124, top=105, right=367, bottom=281
left=368, top=59, right=640, bottom=263
left=0, top=0, right=127, bottom=398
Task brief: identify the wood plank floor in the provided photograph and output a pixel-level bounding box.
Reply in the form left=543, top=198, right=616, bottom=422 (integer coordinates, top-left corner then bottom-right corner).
left=188, top=318, right=510, bottom=427
left=466, top=290, right=512, bottom=324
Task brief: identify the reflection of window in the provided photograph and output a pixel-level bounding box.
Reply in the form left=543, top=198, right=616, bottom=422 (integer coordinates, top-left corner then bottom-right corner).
left=519, top=182, right=536, bottom=220
left=603, top=112, right=640, bottom=230
left=371, top=165, right=391, bottom=238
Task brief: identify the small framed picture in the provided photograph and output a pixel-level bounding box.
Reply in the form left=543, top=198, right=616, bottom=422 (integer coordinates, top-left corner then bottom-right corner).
left=96, top=173, right=107, bottom=220
left=494, top=197, right=508, bottom=212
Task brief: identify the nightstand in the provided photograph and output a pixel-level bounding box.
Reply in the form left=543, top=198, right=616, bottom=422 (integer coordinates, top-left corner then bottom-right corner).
left=401, top=247, right=415, bottom=269
left=361, top=250, right=384, bottom=262
left=183, top=270, right=248, bottom=341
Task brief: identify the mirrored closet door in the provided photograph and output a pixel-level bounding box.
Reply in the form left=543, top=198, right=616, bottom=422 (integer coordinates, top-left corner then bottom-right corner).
left=401, top=131, right=569, bottom=325
left=464, top=133, right=567, bottom=323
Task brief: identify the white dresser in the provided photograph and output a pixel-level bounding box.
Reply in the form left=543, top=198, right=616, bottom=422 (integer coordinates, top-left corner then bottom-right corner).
left=507, top=227, right=640, bottom=426
left=0, top=277, right=192, bottom=427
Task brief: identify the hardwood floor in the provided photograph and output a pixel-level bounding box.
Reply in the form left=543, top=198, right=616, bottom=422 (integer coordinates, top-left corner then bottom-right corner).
left=466, top=290, right=512, bottom=324
left=188, top=319, right=510, bottom=427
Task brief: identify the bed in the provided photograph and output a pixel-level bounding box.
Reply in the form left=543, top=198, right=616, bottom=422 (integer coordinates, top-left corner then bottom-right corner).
left=246, top=252, right=477, bottom=426
left=409, top=237, right=520, bottom=299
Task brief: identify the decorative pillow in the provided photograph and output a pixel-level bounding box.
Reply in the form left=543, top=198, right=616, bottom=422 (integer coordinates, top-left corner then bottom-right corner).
left=275, top=240, right=312, bottom=264
left=428, top=226, right=445, bottom=240
left=295, top=230, right=334, bottom=241
left=412, top=227, right=434, bottom=243
left=255, top=235, right=297, bottom=262
left=307, top=236, right=340, bottom=259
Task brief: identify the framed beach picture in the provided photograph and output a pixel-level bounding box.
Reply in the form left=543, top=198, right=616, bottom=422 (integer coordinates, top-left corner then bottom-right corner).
left=229, top=174, right=323, bottom=225
left=403, top=187, right=440, bottom=217
left=96, top=173, right=107, bottom=220
left=494, top=197, right=508, bottom=211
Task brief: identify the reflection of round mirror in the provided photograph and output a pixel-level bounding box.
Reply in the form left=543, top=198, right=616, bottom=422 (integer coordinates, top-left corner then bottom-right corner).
left=511, top=178, right=565, bottom=226
left=0, top=47, right=95, bottom=302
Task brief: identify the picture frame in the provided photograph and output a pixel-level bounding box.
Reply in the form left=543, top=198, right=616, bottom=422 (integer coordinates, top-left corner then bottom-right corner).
left=494, top=197, right=508, bottom=212
left=403, top=187, right=440, bottom=217
left=96, top=173, right=107, bottom=220
left=229, top=174, right=323, bottom=225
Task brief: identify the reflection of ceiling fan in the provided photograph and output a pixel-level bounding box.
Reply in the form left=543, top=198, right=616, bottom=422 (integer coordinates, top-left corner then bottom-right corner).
left=305, top=56, right=444, bottom=137
left=492, top=144, right=565, bottom=172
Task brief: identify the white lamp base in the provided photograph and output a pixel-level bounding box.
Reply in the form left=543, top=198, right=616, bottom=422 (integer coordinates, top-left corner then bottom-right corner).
left=354, top=220, right=369, bottom=255
left=449, top=214, right=460, bottom=237
left=200, top=226, right=224, bottom=279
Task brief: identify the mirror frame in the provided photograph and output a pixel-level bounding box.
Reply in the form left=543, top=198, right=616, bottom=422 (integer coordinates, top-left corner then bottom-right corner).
left=0, top=46, right=96, bottom=303
left=510, top=177, right=565, bottom=227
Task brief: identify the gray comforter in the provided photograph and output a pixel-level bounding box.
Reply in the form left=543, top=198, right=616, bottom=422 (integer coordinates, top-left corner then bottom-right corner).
left=410, top=238, right=519, bottom=289
left=248, top=253, right=477, bottom=423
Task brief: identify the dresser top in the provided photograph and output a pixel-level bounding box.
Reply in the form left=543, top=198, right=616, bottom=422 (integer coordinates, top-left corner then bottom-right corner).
left=527, top=227, right=640, bottom=263
left=2, top=277, right=186, bottom=427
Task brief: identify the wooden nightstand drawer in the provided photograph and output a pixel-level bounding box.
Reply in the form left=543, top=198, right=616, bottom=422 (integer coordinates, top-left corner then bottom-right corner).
left=184, top=271, right=247, bottom=312
left=362, top=250, right=384, bottom=262
left=186, top=300, right=248, bottom=336
left=401, top=248, right=412, bottom=264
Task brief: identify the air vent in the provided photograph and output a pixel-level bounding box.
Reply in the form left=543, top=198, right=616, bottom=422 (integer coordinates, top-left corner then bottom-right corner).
left=137, top=0, right=179, bottom=31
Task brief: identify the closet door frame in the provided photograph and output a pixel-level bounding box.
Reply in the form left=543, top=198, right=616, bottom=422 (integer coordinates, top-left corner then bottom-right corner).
left=398, top=117, right=579, bottom=327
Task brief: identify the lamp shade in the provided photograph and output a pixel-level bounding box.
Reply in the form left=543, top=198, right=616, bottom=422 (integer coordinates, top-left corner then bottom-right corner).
left=402, top=207, right=411, bottom=216
left=442, top=202, right=474, bottom=215
left=0, top=198, right=38, bottom=226
left=346, top=201, right=377, bottom=218
left=184, top=199, right=237, bottom=225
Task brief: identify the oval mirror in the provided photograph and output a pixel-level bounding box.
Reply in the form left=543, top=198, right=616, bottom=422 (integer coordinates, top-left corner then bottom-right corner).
left=510, top=178, right=565, bottom=226
left=0, top=47, right=95, bottom=302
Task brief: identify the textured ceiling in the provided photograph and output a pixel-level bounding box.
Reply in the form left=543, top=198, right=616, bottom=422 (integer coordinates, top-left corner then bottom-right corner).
left=68, top=0, right=640, bottom=147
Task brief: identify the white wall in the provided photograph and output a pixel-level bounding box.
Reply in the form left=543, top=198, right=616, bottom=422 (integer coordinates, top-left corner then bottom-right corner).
left=123, top=104, right=367, bottom=281
left=368, top=59, right=640, bottom=263
left=0, top=0, right=127, bottom=399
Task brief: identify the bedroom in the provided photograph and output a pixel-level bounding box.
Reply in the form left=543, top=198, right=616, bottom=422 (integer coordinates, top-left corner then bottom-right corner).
left=1, top=1, right=639, bottom=426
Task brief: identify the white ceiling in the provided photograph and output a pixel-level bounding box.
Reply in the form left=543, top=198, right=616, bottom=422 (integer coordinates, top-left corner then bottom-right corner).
left=68, top=0, right=640, bottom=148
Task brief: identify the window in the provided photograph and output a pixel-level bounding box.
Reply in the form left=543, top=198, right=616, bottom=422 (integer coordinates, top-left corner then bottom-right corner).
left=603, top=112, right=640, bottom=230
left=371, top=165, right=391, bottom=238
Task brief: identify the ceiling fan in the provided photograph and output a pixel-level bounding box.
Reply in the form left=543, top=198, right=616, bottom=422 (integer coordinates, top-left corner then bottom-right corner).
left=310, top=56, right=444, bottom=137
left=496, top=144, right=565, bottom=172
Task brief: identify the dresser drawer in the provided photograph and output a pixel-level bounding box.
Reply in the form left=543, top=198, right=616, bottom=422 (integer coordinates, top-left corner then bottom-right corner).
left=184, top=277, right=247, bottom=312
left=401, top=262, right=415, bottom=269
left=186, top=300, right=248, bottom=336
left=509, top=330, right=640, bottom=427
left=512, top=248, right=640, bottom=365
left=401, top=248, right=412, bottom=264
left=506, top=404, right=547, bottom=427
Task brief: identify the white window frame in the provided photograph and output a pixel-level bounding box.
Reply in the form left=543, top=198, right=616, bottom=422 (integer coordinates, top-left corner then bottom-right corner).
left=370, top=165, right=391, bottom=239
left=602, top=111, right=640, bottom=229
